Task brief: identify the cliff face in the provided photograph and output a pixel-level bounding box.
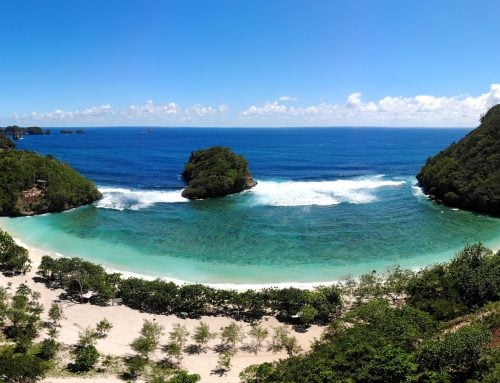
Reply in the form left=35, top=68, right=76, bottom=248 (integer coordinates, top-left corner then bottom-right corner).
left=0, top=151, right=101, bottom=216
left=417, top=104, right=500, bottom=216
left=181, top=146, right=256, bottom=199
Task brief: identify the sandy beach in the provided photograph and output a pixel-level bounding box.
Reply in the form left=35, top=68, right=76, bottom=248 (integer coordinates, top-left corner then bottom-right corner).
left=0, top=237, right=324, bottom=383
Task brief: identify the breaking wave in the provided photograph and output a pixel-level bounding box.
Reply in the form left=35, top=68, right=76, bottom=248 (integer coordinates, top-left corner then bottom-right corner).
left=96, top=176, right=405, bottom=210
left=95, top=187, right=188, bottom=210
left=248, top=175, right=405, bottom=207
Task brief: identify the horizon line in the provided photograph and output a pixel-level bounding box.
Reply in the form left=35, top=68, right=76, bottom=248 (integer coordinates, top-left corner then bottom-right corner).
left=2, top=125, right=475, bottom=129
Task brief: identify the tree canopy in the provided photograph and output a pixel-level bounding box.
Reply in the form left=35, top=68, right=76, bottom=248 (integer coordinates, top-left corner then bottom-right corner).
left=0, top=150, right=101, bottom=216
left=417, top=104, right=500, bottom=216
left=181, top=146, right=256, bottom=199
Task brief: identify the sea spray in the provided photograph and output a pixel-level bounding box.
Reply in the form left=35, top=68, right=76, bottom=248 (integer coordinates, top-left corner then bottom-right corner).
left=247, top=176, right=405, bottom=207
left=96, top=187, right=188, bottom=210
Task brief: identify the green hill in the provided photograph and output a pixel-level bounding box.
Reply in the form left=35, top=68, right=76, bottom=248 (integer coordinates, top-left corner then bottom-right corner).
left=181, top=146, right=256, bottom=199
left=417, top=104, right=500, bottom=216
left=0, top=150, right=101, bottom=216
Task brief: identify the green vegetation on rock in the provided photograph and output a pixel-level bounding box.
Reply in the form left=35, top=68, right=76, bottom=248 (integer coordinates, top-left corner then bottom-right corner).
left=417, top=104, right=500, bottom=216
left=0, top=134, right=15, bottom=150
left=0, top=150, right=101, bottom=216
left=181, top=146, right=256, bottom=199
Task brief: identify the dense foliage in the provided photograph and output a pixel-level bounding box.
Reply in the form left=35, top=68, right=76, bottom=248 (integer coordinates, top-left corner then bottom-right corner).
left=406, top=244, right=500, bottom=320
left=0, top=150, right=101, bottom=216
left=181, top=146, right=256, bottom=199
left=417, top=104, right=500, bottom=216
left=0, top=134, right=15, bottom=150
left=0, top=229, right=30, bottom=274
left=0, top=284, right=52, bottom=383
left=38, top=255, right=341, bottom=324
left=240, top=245, right=500, bottom=383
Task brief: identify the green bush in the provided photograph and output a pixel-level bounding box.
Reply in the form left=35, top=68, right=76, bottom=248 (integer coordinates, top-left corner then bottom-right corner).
left=71, top=344, right=99, bottom=372
left=406, top=244, right=500, bottom=320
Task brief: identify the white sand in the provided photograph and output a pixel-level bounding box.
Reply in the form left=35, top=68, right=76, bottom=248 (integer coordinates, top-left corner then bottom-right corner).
left=0, top=240, right=324, bottom=383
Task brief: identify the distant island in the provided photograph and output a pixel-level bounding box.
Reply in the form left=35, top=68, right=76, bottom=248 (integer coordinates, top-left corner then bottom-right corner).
left=0, top=125, right=51, bottom=139
left=0, top=134, right=101, bottom=216
left=417, top=104, right=500, bottom=216
left=0, top=126, right=85, bottom=139
left=60, top=129, right=85, bottom=134
left=181, top=146, right=257, bottom=199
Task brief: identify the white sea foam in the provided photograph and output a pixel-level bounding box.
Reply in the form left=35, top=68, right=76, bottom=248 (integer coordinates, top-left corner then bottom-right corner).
left=248, top=176, right=405, bottom=207
left=95, top=187, right=188, bottom=210
left=99, top=266, right=341, bottom=291
left=411, top=181, right=429, bottom=199
left=96, top=177, right=405, bottom=210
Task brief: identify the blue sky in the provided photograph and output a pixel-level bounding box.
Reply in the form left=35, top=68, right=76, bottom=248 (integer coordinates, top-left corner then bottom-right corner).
left=1, top=0, right=499, bottom=127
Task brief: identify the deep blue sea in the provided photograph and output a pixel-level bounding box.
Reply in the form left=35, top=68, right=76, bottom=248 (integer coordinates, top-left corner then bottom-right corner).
left=2, top=128, right=499, bottom=286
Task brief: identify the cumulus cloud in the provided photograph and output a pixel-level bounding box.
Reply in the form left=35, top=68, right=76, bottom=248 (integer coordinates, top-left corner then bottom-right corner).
left=9, top=84, right=500, bottom=126
left=241, top=83, right=500, bottom=126
left=12, top=101, right=228, bottom=126
left=277, top=96, right=298, bottom=102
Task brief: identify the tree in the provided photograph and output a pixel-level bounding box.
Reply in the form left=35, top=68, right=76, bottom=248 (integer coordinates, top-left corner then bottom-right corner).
left=169, top=323, right=190, bottom=350
left=131, top=319, right=164, bottom=359
left=72, top=344, right=99, bottom=372
left=248, top=324, right=268, bottom=354
left=270, top=326, right=291, bottom=352
left=192, top=321, right=216, bottom=352
left=77, top=327, right=99, bottom=347
left=220, top=322, right=245, bottom=351
left=165, top=341, right=183, bottom=365
left=270, top=326, right=301, bottom=356
left=0, top=230, right=31, bottom=274
left=48, top=303, right=64, bottom=327
left=36, top=338, right=59, bottom=361
left=0, top=345, right=49, bottom=383
left=299, top=304, right=318, bottom=326
left=216, top=350, right=233, bottom=375
left=96, top=318, right=113, bottom=338
left=5, top=284, right=43, bottom=343
left=70, top=326, right=101, bottom=372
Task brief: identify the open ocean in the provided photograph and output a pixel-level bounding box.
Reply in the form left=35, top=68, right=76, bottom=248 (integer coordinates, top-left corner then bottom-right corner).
left=2, top=127, right=499, bottom=286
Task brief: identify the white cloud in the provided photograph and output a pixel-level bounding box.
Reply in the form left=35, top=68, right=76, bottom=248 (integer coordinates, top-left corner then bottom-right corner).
left=277, top=96, right=298, bottom=102
left=12, top=101, right=228, bottom=126
left=241, top=83, right=500, bottom=126
left=8, top=84, right=500, bottom=127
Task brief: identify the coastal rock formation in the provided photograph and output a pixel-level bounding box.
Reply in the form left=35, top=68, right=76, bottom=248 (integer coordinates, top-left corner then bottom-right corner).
left=181, top=146, right=256, bottom=199
left=0, top=150, right=101, bottom=216
left=417, top=104, right=500, bottom=216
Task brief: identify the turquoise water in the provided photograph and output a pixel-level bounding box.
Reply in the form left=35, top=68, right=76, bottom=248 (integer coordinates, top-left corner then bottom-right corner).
left=3, top=128, right=500, bottom=285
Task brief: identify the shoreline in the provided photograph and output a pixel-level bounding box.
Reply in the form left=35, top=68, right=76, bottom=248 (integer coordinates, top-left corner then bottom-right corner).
left=1, top=228, right=325, bottom=383
left=1, top=222, right=499, bottom=383
left=6, top=224, right=500, bottom=292
left=11, top=235, right=340, bottom=292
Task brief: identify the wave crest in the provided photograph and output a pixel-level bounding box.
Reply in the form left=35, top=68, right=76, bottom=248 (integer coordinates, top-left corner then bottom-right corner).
left=248, top=176, right=405, bottom=207
left=95, top=187, right=188, bottom=210
left=96, top=176, right=405, bottom=210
